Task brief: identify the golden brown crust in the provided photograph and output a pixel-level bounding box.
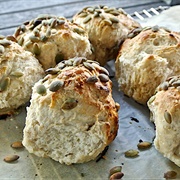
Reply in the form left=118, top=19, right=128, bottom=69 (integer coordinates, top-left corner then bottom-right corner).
left=14, top=15, right=94, bottom=70
left=148, top=75, right=180, bottom=167
left=23, top=57, right=119, bottom=165
left=73, top=5, right=140, bottom=65
left=115, top=26, right=180, bottom=104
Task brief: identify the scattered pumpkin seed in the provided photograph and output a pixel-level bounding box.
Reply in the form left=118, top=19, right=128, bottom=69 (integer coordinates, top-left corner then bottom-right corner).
left=33, top=43, right=41, bottom=55
left=172, top=80, right=180, bottom=87
left=14, top=27, right=21, bottom=37
left=79, top=12, right=88, bottom=18
left=109, top=172, right=124, bottom=180
left=124, top=149, right=139, bottom=157
left=40, top=34, right=48, bottom=42
left=4, top=155, right=19, bottom=163
left=109, top=166, right=122, bottom=176
left=24, top=40, right=32, bottom=48
left=86, top=76, right=98, bottom=83
left=11, top=141, right=24, bottom=149
left=61, top=98, right=78, bottom=110
left=103, top=19, right=112, bottom=26
left=57, top=19, right=65, bottom=25
left=164, top=171, right=177, bottom=179
left=98, top=74, right=109, bottom=82
left=137, top=141, right=152, bottom=150
left=49, top=80, right=64, bottom=92
left=36, top=84, right=46, bottom=95
left=73, top=57, right=84, bottom=66
left=99, top=67, right=109, bottom=76
left=0, top=77, right=10, bottom=92
left=73, top=27, right=85, bottom=35
left=160, top=81, right=169, bottom=91
left=109, top=10, right=120, bottom=16
left=0, top=35, right=5, bottom=39
left=164, top=110, right=172, bottom=124
left=58, top=62, right=65, bottom=69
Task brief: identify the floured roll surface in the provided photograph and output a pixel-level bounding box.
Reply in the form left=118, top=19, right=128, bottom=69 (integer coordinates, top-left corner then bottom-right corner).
left=14, top=15, right=94, bottom=70
left=0, top=36, right=44, bottom=115
left=72, top=5, right=140, bottom=65
left=23, top=57, right=119, bottom=165
left=115, top=26, right=180, bottom=105
left=148, top=75, right=180, bottom=167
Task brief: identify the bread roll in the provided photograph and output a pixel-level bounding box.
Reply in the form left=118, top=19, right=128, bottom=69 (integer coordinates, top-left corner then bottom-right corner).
left=115, top=26, right=180, bottom=105
left=0, top=35, right=44, bottom=115
left=148, top=75, right=180, bottom=167
left=14, top=15, right=94, bottom=70
left=72, top=5, right=140, bottom=65
left=23, top=57, right=119, bottom=165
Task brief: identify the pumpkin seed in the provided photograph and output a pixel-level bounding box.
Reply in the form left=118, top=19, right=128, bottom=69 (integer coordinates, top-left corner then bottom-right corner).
left=29, top=35, right=39, bottom=42
left=40, top=34, right=48, bottom=42
left=6, top=35, right=17, bottom=42
left=109, top=10, right=120, bottom=16
left=55, top=53, right=64, bottom=64
left=127, top=32, right=136, bottom=39
left=99, top=13, right=106, bottom=19
left=94, top=11, right=100, bottom=17
left=58, top=62, right=65, bottom=69
left=73, top=27, right=85, bottom=35
left=50, top=18, right=57, bottom=28
left=86, top=76, right=98, bottom=83
left=83, top=15, right=92, bottom=24
left=33, top=29, right=40, bottom=37
left=73, top=57, right=84, bottom=66
left=57, top=19, right=65, bottom=25
left=36, top=84, right=46, bottom=95
left=124, top=149, right=139, bottom=157
left=45, top=68, right=59, bottom=75
left=11, top=141, right=24, bottom=149
left=87, top=7, right=94, bottom=13
left=0, top=39, right=11, bottom=46
left=33, top=43, right=41, bottom=55
left=137, top=141, right=152, bottom=150
left=14, top=27, right=21, bottom=37
left=83, top=62, right=95, bottom=70
left=24, top=40, right=32, bottom=48
left=61, top=98, right=78, bottom=110
left=79, top=12, right=88, bottom=18
left=99, top=67, right=109, bottom=76
left=172, top=80, right=180, bottom=87
left=46, top=28, right=51, bottom=38
left=98, top=74, right=109, bottom=82
left=4, top=155, right=19, bottom=163
left=103, top=19, right=112, bottom=26
left=152, top=25, right=159, bottom=32
left=164, top=171, right=177, bottom=179
left=164, top=110, right=172, bottom=124
left=160, top=81, right=169, bottom=91
left=0, top=77, right=10, bottom=92
left=0, top=45, right=5, bottom=53
left=109, top=17, right=119, bottom=23
left=49, top=80, right=64, bottom=92
left=18, top=37, right=24, bottom=46
left=10, top=71, right=23, bottom=77
left=109, top=166, right=122, bottom=176
left=20, top=24, right=26, bottom=32
left=0, top=35, right=5, bottom=39
left=109, top=172, right=124, bottom=180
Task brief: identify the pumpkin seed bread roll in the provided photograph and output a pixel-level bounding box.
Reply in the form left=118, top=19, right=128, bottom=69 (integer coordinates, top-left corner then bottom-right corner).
left=72, top=5, right=140, bottom=66
left=14, top=15, right=94, bottom=70
left=0, top=35, right=44, bottom=115
left=148, top=76, right=180, bottom=167
left=115, top=26, right=180, bottom=105
left=23, top=57, right=119, bottom=165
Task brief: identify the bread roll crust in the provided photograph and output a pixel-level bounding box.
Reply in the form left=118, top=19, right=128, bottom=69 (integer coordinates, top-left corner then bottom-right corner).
left=148, top=76, right=180, bottom=167
left=14, top=15, right=94, bottom=70
left=115, top=26, right=180, bottom=104
left=73, top=5, right=140, bottom=65
left=0, top=36, right=44, bottom=115
left=23, top=57, right=119, bottom=165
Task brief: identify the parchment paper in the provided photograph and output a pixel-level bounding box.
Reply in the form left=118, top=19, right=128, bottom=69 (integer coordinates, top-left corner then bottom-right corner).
left=0, top=6, right=180, bottom=180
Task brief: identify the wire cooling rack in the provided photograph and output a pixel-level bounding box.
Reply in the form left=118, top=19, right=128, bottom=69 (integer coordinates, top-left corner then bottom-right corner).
left=128, top=6, right=169, bottom=20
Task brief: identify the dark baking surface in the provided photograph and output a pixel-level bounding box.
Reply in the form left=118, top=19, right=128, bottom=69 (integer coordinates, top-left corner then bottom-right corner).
left=0, top=0, right=180, bottom=180
left=0, top=0, right=170, bottom=36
